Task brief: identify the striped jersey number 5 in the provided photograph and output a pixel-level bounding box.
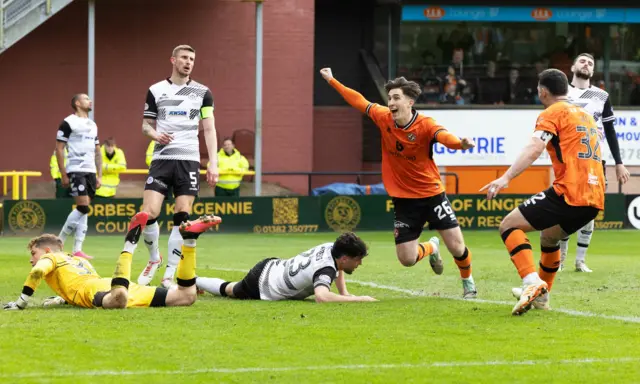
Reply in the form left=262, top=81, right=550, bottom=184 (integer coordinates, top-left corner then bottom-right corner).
left=576, top=125, right=601, bottom=162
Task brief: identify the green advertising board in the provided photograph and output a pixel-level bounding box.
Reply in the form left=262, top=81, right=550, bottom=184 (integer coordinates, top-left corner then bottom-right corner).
left=1, top=194, right=628, bottom=236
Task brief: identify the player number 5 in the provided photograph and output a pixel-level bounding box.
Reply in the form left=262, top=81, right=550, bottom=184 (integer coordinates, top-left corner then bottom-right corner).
left=189, top=172, right=198, bottom=188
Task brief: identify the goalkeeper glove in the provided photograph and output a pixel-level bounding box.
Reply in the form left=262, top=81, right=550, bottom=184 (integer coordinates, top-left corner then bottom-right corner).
left=43, top=296, right=67, bottom=307
left=3, top=302, right=23, bottom=310
left=3, top=294, right=29, bottom=310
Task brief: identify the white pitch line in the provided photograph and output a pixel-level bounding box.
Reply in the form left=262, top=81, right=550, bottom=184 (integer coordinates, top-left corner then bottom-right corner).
left=204, top=267, right=640, bottom=324
left=1, top=357, right=638, bottom=379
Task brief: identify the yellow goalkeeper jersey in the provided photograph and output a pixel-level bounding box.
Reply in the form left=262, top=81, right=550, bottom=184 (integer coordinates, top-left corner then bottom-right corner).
left=25, top=252, right=111, bottom=308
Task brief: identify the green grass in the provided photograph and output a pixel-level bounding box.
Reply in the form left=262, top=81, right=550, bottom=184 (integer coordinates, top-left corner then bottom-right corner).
left=1, top=230, right=639, bottom=383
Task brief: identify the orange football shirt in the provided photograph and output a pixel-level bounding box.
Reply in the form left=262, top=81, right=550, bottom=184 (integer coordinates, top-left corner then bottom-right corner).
left=366, top=103, right=447, bottom=198
left=535, top=101, right=605, bottom=209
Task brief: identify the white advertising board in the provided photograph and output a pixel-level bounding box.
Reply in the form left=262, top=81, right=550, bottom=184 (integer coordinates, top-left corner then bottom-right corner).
left=421, top=109, right=640, bottom=166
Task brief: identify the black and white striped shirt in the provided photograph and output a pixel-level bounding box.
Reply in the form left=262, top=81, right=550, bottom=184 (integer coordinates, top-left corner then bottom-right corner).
left=56, top=115, right=99, bottom=174
left=144, top=78, right=214, bottom=162
left=568, top=85, right=614, bottom=143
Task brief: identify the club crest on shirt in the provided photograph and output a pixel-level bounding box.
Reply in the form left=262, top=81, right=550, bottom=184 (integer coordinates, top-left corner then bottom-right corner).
left=407, top=133, right=416, bottom=142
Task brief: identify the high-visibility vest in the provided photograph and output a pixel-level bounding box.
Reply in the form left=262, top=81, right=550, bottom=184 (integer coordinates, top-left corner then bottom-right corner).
left=95, top=146, right=127, bottom=197
left=146, top=141, right=154, bottom=167
left=49, top=149, right=68, bottom=179
left=215, top=149, right=249, bottom=190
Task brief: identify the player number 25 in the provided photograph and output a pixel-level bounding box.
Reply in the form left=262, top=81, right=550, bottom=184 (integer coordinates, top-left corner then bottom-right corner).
left=576, top=125, right=601, bottom=162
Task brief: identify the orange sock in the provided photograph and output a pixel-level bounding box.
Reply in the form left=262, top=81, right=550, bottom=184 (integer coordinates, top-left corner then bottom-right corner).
left=453, top=247, right=472, bottom=279
left=539, top=245, right=561, bottom=292
left=501, top=228, right=535, bottom=278
left=416, top=241, right=434, bottom=263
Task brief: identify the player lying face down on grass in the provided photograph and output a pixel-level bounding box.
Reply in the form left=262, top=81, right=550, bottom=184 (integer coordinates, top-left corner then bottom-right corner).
left=2, top=213, right=220, bottom=311
left=196, top=232, right=377, bottom=302
left=319, top=67, right=478, bottom=299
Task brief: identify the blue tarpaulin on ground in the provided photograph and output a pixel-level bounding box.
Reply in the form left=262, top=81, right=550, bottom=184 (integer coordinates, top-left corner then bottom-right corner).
left=311, top=183, right=387, bottom=196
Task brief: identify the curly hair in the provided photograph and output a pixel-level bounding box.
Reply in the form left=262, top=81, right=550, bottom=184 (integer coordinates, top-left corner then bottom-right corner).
left=331, top=232, right=368, bottom=259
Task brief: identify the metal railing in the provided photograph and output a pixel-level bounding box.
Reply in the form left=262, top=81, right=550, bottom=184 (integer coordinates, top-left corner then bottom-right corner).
left=1, top=0, right=50, bottom=49
left=618, top=173, right=640, bottom=194
left=0, top=171, right=42, bottom=199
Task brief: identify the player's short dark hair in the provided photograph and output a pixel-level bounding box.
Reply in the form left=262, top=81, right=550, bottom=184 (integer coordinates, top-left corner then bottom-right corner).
left=384, top=77, right=422, bottom=101
left=71, top=93, right=85, bottom=111
left=538, top=69, right=568, bottom=97
left=104, top=137, right=116, bottom=146
left=574, top=53, right=595, bottom=64
left=172, top=44, right=195, bottom=57
left=27, top=234, right=63, bottom=251
left=331, top=232, right=368, bottom=259
left=223, top=137, right=234, bottom=144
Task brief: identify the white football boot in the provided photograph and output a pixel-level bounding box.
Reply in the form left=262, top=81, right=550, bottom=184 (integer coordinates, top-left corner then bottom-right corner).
left=511, top=280, right=548, bottom=315
left=575, top=261, right=593, bottom=273
left=511, top=287, right=551, bottom=310
left=427, top=237, right=443, bottom=275
left=137, top=255, right=163, bottom=286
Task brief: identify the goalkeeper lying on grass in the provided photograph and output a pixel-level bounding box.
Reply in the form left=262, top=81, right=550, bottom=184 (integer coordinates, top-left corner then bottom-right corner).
left=3, top=212, right=220, bottom=310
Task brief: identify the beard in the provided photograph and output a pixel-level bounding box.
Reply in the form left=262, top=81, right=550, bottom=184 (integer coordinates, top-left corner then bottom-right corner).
left=574, top=70, right=591, bottom=80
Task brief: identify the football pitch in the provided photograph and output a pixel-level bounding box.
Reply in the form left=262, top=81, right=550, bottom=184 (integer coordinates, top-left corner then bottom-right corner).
left=1, top=230, right=639, bottom=383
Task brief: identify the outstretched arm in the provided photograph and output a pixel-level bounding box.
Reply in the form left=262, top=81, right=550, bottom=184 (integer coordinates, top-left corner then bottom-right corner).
left=4, top=258, right=55, bottom=310
left=314, top=285, right=377, bottom=303
left=320, top=68, right=371, bottom=114
left=481, top=135, right=547, bottom=200
left=434, top=129, right=475, bottom=150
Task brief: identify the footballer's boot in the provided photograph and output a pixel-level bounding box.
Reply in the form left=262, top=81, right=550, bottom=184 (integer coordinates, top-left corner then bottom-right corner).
left=137, top=253, right=163, bottom=286
left=125, top=212, right=148, bottom=244
left=511, top=287, right=550, bottom=310
left=462, top=276, right=477, bottom=299
left=575, top=261, right=593, bottom=273
left=179, top=215, right=222, bottom=240
left=427, top=237, right=444, bottom=275
left=512, top=280, right=548, bottom=316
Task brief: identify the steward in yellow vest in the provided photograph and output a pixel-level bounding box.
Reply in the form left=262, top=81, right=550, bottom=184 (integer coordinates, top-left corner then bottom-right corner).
left=95, top=138, right=127, bottom=198
left=146, top=141, right=154, bottom=167
left=50, top=148, right=70, bottom=198
left=214, top=138, right=249, bottom=197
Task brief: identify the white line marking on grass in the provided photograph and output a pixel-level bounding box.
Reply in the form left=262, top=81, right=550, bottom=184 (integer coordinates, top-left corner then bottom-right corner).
left=203, top=267, right=640, bottom=324
left=1, top=357, right=638, bottom=379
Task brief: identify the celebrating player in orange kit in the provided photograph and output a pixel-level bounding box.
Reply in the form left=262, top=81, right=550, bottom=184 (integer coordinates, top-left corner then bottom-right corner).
left=481, top=69, right=605, bottom=316
left=320, top=67, right=478, bottom=298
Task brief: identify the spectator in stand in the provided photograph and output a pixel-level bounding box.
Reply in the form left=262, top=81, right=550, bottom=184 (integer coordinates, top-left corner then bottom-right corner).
left=506, top=67, right=535, bottom=104
left=441, top=65, right=466, bottom=105
left=477, top=60, right=507, bottom=104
